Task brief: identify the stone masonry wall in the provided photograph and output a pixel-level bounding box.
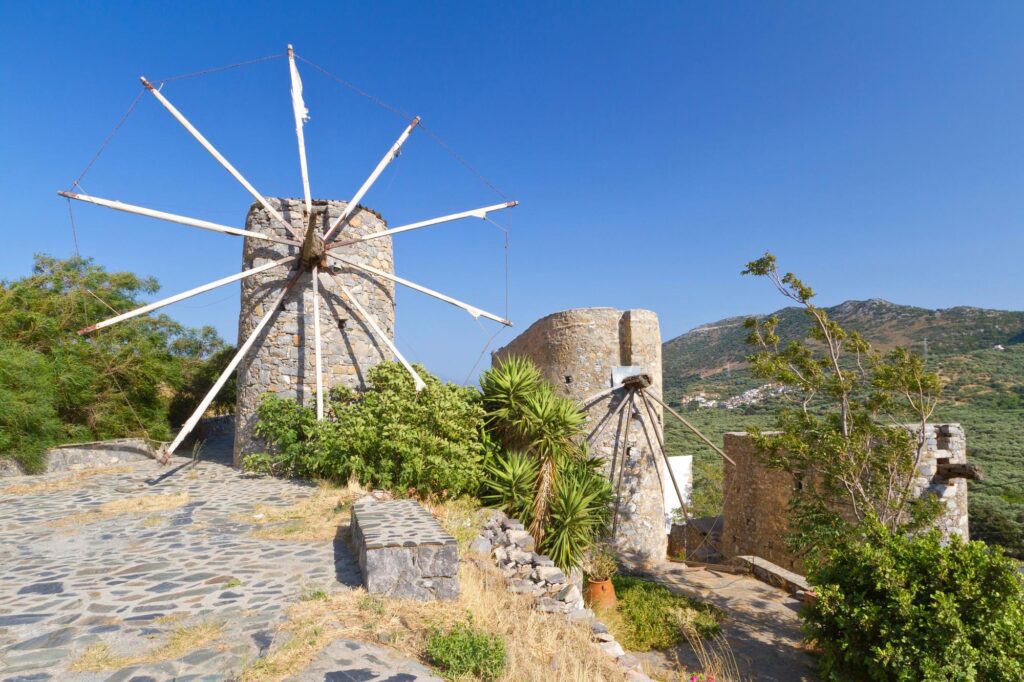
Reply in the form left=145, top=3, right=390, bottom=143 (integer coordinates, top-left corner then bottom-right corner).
left=493, top=308, right=667, bottom=564
left=722, top=424, right=970, bottom=573
left=234, top=198, right=394, bottom=464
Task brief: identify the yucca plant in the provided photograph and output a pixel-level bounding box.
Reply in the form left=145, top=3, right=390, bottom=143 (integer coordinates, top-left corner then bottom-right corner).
left=480, top=451, right=538, bottom=525
left=479, top=355, right=542, bottom=449
left=542, top=455, right=613, bottom=570
left=515, top=385, right=587, bottom=542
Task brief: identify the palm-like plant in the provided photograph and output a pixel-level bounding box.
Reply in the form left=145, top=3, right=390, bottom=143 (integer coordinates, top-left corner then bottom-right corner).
left=515, top=384, right=587, bottom=542
left=479, top=356, right=542, bottom=449
left=479, top=450, right=538, bottom=524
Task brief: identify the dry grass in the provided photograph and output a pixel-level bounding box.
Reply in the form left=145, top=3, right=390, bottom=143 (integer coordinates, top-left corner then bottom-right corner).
left=69, top=620, right=223, bottom=671
left=1, top=466, right=133, bottom=495
left=241, top=560, right=627, bottom=682
left=243, top=481, right=363, bottom=542
left=48, top=491, right=190, bottom=528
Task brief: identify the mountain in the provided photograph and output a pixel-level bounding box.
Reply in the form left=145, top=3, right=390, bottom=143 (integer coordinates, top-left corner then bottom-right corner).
left=663, top=299, right=1024, bottom=399
left=661, top=299, right=1024, bottom=558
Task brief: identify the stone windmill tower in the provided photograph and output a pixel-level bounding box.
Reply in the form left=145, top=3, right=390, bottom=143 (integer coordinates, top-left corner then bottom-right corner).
left=59, top=45, right=516, bottom=464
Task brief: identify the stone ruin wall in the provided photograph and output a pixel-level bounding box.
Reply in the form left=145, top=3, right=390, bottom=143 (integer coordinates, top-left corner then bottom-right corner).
left=234, top=198, right=395, bottom=465
left=722, top=424, right=970, bottom=573
left=493, top=308, right=667, bottom=564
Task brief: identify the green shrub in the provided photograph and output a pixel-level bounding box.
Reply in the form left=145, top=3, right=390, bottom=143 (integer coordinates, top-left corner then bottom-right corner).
left=426, top=617, right=506, bottom=681
left=604, top=575, right=720, bottom=651
left=0, top=342, right=61, bottom=472
left=247, top=362, right=491, bottom=499
left=541, top=455, right=613, bottom=571
left=0, top=255, right=229, bottom=460
left=480, top=450, right=537, bottom=523
left=480, top=447, right=612, bottom=571
left=805, top=523, right=1024, bottom=681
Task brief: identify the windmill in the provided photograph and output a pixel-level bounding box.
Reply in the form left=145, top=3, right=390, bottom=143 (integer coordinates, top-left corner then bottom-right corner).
left=58, top=45, right=516, bottom=462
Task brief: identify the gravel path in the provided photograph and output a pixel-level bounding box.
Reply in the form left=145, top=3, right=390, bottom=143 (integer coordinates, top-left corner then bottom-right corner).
left=0, top=439, right=436, bottom=681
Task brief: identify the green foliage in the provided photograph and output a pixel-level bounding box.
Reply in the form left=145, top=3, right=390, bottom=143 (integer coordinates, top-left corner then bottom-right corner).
left=247, top=362, right=491, bottom=500
left=604, top=575, right=720, bottom=652
left=479, top=449, right=612, bottom=571
left=168, top=345, right=237, bottom=427
left=541, top=455, right=613, bottom=571
left=479, top=451, right=537, bottom=523
left=426, top=616, right=506, bottom=682
left=480, top=356, right=610, bottom=570
left=480, top=356, right=587, bottom=543
left=0, top=255, right=228, bottom=467
left=742, top=253, right=944, bottom=560
left=805, top=523, right=1024, bottom=681
left=0, top=342, right=61, bottom=472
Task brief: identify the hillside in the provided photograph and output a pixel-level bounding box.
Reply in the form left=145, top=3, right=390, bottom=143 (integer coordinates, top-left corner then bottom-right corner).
left=661, top=300, right=1024, bottom=557
left=664, top=299, right=1024, bottom=400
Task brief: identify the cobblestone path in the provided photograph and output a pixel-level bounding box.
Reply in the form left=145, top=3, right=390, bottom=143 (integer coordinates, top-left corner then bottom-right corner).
left=636, top=562, right=817, bottom=681
left=0, top=446, right=437, bottom=681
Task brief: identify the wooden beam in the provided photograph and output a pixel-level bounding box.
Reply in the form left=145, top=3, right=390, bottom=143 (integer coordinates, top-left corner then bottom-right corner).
left=328, top=253, right=511, bottom=326
left=287, top=45, right=313, bottom=215
left=321, top=268, right=426, bottom=392
left=163, top=268, right=303, bottom=458
left=312, top=264, right=324, bottom=420
left=140, top=76, right=303, bottom=241
left=78, top=255, right=297, bottom=335
left=638, top=389, right=690, bottom=519
left=323, top=117, right=420, bottom=242
left=327, top=201, right=519, bottom=249
left=641, top=388, right=736, bottom=466
left=58, top=192, right=298, bottom=246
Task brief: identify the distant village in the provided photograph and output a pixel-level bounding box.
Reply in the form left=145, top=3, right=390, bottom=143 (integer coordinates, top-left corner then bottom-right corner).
left=681, top=383, right=787, bottom=410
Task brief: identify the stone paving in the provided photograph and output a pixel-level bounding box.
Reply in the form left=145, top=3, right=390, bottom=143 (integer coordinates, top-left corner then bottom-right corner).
left=636, top=561, right=818, bottom=681
left=0, top=439, right=436, bottom=681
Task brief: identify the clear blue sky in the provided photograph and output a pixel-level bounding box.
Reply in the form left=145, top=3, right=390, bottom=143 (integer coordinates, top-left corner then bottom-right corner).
left=2, top=2, right=1022, bottom=382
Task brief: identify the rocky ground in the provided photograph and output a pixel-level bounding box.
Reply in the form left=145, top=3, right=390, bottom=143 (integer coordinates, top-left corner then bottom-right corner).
left=0, top=437, right=437, bottom=681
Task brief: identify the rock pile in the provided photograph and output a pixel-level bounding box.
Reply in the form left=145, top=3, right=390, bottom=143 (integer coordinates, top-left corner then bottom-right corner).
left=469, top=510, right=652, bottom=681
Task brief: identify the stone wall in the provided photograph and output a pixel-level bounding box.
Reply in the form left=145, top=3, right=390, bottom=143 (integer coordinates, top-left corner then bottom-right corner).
left=493, top=308, right=667, bottom=564
left=722, top=424, right=971, bottom=572
left=0, top=439, right=156, bottom=478
left=234, top=198, right=394, bottom=464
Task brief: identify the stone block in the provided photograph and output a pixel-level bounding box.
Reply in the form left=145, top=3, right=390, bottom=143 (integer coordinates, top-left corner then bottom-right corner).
left=351, top=498, right=458, bottom=601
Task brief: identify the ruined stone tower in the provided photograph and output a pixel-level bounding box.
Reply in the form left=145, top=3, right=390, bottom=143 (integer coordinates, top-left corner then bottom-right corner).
left=493, top=308, right=667, bottom=563
left=233, top=198, right=395, bottom=464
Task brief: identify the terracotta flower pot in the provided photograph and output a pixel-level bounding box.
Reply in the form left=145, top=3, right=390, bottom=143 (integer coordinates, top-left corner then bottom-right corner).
left=584, top=578, right=617, bottom=609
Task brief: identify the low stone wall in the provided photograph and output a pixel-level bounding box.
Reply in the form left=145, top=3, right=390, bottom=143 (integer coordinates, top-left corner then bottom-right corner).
left=0, top=439, right=157, bottom=478
left=722, top=424, right=972, bottom=572
left=469, top=510, right=653, bottom=680
left=350, top=498, right=459, bottom=601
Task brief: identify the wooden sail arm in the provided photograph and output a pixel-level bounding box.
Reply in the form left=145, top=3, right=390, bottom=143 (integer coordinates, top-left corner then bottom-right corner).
left=162, top=267, right=304, bottom=458
left=140, top=76, right=304, bottom=242
left=58, top=192, right=299, bottom=246
left=327, top=253, right=511, bottom=327
left=78, top=256, right=297, bottom=335
left=287, top=44, right=313, bottom=215
left=320, top=268, right=426, bottom=392
left=327, top=201, right=519, bottom=250
left=322, top=117, right=420, bottom=242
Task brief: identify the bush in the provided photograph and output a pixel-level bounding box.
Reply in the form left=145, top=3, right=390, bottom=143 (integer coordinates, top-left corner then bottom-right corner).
left=426, top=617, right=506, bottom=681
left=604, top=575, right=720, bottom=651
left=805, top=523, right=1024, bottom=681
left=247, top=362, right=491, bottom=500
left=0, top=342, right=61, bottom=472
left=0, top=255, right=229, bottom=460
left=479, top=356, right=610, bottom=570
left=480, top=446, right=612, bottom=571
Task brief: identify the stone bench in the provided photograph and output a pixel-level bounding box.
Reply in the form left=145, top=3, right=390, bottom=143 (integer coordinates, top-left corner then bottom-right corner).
left=735, top=555, right=811, bottom=596
left=350, top=498, right=459, bottom=601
